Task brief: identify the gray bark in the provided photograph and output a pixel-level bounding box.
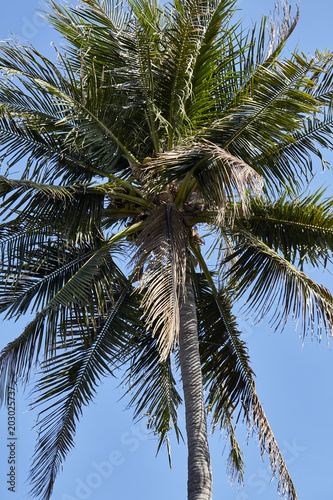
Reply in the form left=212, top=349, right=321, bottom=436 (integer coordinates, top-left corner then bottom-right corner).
left=178, top=269, right=213, bottom=500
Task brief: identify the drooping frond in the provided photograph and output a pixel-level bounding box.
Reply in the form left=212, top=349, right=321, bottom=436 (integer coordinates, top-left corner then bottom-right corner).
left=134, top=204, right=187, bottom=360
left=193, top=271, right=245, bottom=484
left=29, top=281, right=138, bottom=500
left=254, top=106, right=333, bottom=182
left=226, top=229, right=333, bottom=341
left=0, top=240, right=122, bottom=401
left=0, top=104, right=110, bottom=183
left=122, top=323, right=183, bottom=464
left=0, top=176, right=105, bottom=243
left=190, top=262, right=297, bottom=500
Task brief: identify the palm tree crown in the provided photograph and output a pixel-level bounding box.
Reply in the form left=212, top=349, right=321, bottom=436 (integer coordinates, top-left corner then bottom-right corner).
left=1, top=1, right=333, bottom=499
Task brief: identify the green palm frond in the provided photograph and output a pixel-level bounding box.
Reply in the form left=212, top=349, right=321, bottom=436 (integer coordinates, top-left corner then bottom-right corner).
left=0, top=110, right=110, bottom=183
left=0, top=241, right=116, bottom=318
left=254, top=109, right=333, bottom=181
left=29, top=281, right=138, bottom=500
left=162, top=0, right=207, bottom=145
left=0, top=216, right=144, bottom=402
left=134, top=204, right=187, bottom=360
left=211, top=2, right=298, bottom=118
left=0, top=240, right=123, bottom=400
left=0, top=176, right=90, bottom=212
left=45, top=0, right=133, bottom=71
left=33, top=76, right=140, bottom=170
left=190, top=260, right=297, bottom=500
left=0, top=177, right=117, bottom=243
left=226, top=229, right=333, bottom=341
left=123, top=325, right=183, bottom=465
left=0, top=53, right=124, bottom=182
left=193, top=272, right=250, bottom=410
left=161, top=0, right=241, bottom=145
left=0, top=219, right=53, bottom=274
left=206, top=53, right=328, bottom=188
left=129, top=0, right=169, bottom=153
left=240, top=189, right=333, bottom=268
left=0, top=40, right=138, bottom=176
left=180, top=0, right=237, bottom=126
left=46, top=0, right=158, bottom=161
left=193, top=272, right=245, bottom=484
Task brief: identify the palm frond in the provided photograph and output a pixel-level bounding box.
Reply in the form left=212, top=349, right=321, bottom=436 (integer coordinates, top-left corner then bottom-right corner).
left=45, top=0, right=159, bottom=162
left=162, top=0, right=207, bottom=145
left=134, top=204, right=187, bottom=360
left=147, top=141, right=262, bottom=217
left=0, top=57, right=120, bottom=182
left=45, top=0, right=133, bottom=71
left=253, top=108, right=333, bottom=182
left=180, top=0, right=238, bottom=126
left=205, top=52, right=327, bottom=189
left=0, top=240, right=122, bottom=403
left=193, top=271, right=245, bottom=484
left=0, top=240, right=115, bottom=318
left=29, top=281, right=138, bottom=499
left=239, top=189, right=333, bottom=268
left=190, top=259, right=297, bottom=500
left=33, top=75, right=140, bottom=169
left=129, top=0, right=169, bottom=153
left=0, top=177, right=105, bottom=244
left=0, top=110, right=109, bottom=183
left=210, top=1, right=299, bottom=122
left=123, top=324, right=183, bottom=465
left=226, top=229, right=333, bottom=341
left=0, top=219, right=53, bottom=275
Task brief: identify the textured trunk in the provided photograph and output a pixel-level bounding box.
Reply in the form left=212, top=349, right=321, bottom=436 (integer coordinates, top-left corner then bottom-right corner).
left=178, top=269, right=213, bottom=500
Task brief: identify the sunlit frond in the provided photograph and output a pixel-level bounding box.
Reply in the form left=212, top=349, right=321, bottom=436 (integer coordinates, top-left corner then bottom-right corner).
left=147, top=141, right=262, bottom=218
left=206, top=53, right=327, bottom=189
left=134, top=204, right=187, bottom=360
left=240, top=189, right=333, bottom=268
left=226, top=229, right=333, bottom=341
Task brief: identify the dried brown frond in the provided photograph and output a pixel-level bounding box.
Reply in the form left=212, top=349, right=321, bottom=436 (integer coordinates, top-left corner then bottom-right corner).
left=133, top=204, right=188, bottom=360
left=245, top=393, right=298, bottom=500
left=267, top=1, right=300, bottom=60
left=200, top=142, right=263, bottom=220
left=142, top=141, right=263, bottom=220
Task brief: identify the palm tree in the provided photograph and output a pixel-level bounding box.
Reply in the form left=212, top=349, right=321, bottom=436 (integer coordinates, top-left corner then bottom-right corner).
left=1, top=0, right=333, bottom=499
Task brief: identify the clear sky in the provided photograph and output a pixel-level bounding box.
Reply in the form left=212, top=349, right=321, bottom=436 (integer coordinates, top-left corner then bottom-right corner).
left=0, top=1, right=333, bottom=500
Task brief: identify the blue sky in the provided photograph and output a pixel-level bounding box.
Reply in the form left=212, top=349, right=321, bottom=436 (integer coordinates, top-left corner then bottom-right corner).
left=0, top=1, right=333, bottom=499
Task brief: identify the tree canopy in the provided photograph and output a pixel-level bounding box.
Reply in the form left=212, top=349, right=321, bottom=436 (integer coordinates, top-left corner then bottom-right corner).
left=1, top=1, right=333, bottom=499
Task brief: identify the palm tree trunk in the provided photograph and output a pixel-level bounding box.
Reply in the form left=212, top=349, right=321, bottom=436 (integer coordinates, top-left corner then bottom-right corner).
left=178, top=268, right=213, bottom=500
